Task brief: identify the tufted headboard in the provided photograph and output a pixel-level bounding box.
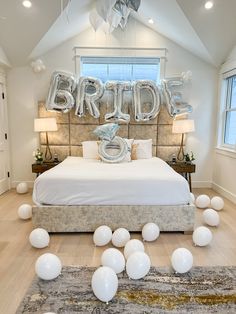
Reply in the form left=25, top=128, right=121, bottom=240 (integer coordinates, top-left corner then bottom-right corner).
left=38, top=101, right=183, bottom=162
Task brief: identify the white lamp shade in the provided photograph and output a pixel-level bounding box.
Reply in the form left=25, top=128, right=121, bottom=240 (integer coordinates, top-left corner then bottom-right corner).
left=172, top=119, right=195, bottom=134
left=34, top=118, right=58, bottom=132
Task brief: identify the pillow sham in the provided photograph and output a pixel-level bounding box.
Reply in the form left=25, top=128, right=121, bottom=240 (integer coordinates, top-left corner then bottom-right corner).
left=82, top=141, right=99, bottom=159
left=132, top=139, right=153, bottom=159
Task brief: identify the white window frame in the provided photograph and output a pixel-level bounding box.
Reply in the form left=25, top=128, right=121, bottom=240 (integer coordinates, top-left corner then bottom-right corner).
left=73, top=46, right=167, bottom=81
left=216, top=66, right=236, bottom=156
left=80, top=56, right=162, bottom=84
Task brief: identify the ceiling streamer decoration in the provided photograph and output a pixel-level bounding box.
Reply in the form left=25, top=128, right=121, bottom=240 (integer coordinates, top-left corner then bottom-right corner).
left=89, top=0, right=141, bottom=33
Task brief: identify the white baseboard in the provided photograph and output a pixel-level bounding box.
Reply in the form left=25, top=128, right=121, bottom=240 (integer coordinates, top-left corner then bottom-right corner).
left=11, top=181, right=34, bottom=189
left=212, top=182, right=236, bottom=204
left=192, top=181, right=212, bottom=188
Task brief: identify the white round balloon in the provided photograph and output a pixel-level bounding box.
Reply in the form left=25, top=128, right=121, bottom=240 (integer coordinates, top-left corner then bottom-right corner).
left=171, top=248, right=193, bottom=273
left=112, top=228, right=130, bottom=247
left=101, top=248, right=125, bottom=274
left=192, top=226, right=212, bottom=246
left=142, top=223, right=160, bottom=242
left=203, top=209, right=220, bottom=227
left=29, top=228, right=50, bottom=248
left=190, top=193, right=195, bottom=204
left=18, top=204, right=32, bottom=219
left=195, top=194, right=210, bottom=209
left=92, top=266, right=118, bottom=303
left=211, top=196, right=224, bottom=211
left=35, top=253, right=62, bottom=280
left=16, top=182, right=28, bottom=194
left=124, top=239, right=145, bottom=259
left=126, top=251, right=151, bottom=280
left=93, top=225, right=112, bottom=246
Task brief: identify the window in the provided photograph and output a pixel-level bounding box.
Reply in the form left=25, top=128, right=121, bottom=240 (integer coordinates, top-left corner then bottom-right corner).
left=81, top=57, right=161, bottom=84
left=223, top=75, right=236, bottom=148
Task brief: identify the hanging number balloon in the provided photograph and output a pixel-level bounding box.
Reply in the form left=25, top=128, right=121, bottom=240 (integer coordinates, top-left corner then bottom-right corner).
left=105, top=81, right=131, bottom=123
left=46, top=71, right=76, bottom=113
left=75, top=76, right=104, bottom=119
left=133, top=80, right=161, bottom=121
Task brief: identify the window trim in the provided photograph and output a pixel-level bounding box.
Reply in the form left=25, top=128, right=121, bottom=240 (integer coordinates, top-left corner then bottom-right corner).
left=217, top=67, right=236, bottom=153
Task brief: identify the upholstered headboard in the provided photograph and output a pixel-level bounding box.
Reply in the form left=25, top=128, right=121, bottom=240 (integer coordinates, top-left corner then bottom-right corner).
left=38, top=101, right=182, bottom=161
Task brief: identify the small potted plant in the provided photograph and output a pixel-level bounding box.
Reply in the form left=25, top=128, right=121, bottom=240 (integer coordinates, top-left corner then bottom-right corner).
left=33, top=149, right=44, bottom=164
left=184, top=151, right=195, bottom=164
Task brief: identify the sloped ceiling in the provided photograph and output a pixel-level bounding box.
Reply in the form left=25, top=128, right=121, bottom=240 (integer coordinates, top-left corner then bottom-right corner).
left=0, top=0, right=235, bottom=67
left=0, top=0, right=69, bottom=66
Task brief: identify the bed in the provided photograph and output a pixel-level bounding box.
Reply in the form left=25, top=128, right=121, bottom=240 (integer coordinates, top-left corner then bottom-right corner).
left=32, top=157, right=195, bottom=233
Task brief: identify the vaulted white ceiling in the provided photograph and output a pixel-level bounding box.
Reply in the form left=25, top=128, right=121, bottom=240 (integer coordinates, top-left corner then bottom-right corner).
left=0, top=0, right=235, bottom=67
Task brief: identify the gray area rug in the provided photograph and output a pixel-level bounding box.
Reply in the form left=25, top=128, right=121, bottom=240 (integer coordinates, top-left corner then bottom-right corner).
left=17, top=266, right=236, bottom=314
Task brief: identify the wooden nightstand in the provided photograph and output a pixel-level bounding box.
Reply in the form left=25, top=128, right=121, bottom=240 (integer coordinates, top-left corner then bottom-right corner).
left=32, top=162, right=60, bottom=177
left=166, top=161, right=196, bottom=192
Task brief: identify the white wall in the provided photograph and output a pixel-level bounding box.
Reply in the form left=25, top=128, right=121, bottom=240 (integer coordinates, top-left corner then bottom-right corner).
left=212, top=45, right=236, bottom=203
left=0, top=46, right=11, bottom=67
left=6, top=19, right=218, bottom=187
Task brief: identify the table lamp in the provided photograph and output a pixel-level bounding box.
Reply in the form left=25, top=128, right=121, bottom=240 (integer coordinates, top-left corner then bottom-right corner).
left=34, top=118, right=58, bottom=161
left=172, top=119, right=195, bottom=161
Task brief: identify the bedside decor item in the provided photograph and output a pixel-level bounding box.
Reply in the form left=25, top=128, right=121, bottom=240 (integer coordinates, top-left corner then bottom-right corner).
left=112, top=228, right=130, bottom=247
left=142, top=222, right=160, bottom=242
left=93, top=225, right=112, bottom=246
left=203, top=209, right=220, bottom=227
left=35, top=253, right=62, bottom=281
left=184, top=151, right=195, bottom=164
left=171, top=248, right=193, bottom=274
left=17, top=265, right=236, bottom=313
left=34, top=118, right=58, bottom=161
left=211, top=196, right=224, bottom=211
left=92, top=266, right=118, bottom=303
left=172, top=119, right=195, bottom=161
left=101, top=248, right=125, bottom=274
left=18, top=204, right=32, bottom=219
left=33, top=148, right=43, bottom=164
left=126, top=251, right=151, bottom=280
left=195, top=194, right=210, bottom=209
left=192, top=226, right=212, bottom=247
left=29, top=228, right=50, bottom=248
left=16, top=182, right=28, bottom=194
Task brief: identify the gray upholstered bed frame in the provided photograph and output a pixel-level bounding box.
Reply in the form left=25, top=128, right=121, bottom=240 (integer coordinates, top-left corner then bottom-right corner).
left=32, top=204, right=195, bottom=233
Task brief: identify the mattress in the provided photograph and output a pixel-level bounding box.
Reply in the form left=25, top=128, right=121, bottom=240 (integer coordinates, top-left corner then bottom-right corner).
left=33, top=157, right=191, bottom=206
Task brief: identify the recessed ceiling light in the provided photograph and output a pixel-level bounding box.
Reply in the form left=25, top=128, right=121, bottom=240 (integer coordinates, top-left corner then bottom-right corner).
left=22, top=0, right=32, bottom=8
left=148, top=18, right=154, bottom=24
left=205, top=1, right=213, bottom=9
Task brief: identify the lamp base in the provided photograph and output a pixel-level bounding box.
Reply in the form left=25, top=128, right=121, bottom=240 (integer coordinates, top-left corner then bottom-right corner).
left=177, top=133, right=185, bottom=161
left=45, top=132, right=53, bottom=161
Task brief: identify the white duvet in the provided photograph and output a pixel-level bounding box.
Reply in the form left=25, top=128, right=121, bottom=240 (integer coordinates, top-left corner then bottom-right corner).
left=33, top=157, right=191, bottom=206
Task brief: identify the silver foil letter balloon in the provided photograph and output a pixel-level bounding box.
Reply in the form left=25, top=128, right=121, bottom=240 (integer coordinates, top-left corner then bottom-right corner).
left=75, top=76, right=104, bottom=119
left=133, top=80, right=161, bottom=121
left=161, top=79, right=192, bottom=117
left=98, top=136, right=128, bottom=163
left=46, top=71, right=76, bottom=113
left=105, top=81, right=131, bottom=123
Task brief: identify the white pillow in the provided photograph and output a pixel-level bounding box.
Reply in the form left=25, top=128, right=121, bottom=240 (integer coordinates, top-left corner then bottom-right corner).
left=133, top=139, right=152, bottom=159
left=82, top=141, right=99, bottom=159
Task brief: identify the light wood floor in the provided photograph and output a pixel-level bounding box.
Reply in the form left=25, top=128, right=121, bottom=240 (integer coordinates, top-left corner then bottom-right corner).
left=0, top=188, right=235, bottom=314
